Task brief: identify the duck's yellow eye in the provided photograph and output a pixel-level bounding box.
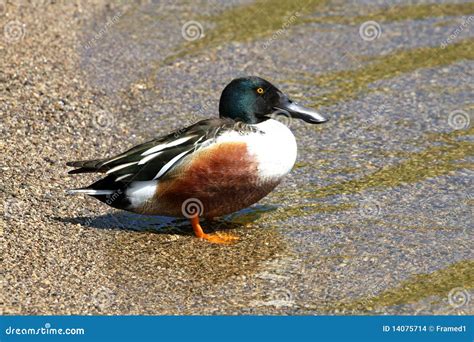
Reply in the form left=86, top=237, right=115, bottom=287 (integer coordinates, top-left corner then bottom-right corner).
left=256, top=87, right=264, bottom=94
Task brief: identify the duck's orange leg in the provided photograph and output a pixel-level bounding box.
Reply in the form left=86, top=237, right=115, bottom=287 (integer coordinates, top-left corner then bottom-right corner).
left=191, top=216, right=238, bottom=244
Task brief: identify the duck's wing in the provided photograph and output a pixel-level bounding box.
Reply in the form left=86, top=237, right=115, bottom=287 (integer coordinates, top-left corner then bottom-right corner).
left=66, top=118, right=249, bottom=183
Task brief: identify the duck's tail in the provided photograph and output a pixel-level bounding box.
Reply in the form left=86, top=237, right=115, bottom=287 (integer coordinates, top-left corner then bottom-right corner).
left=66, top=188, right=115, bottom=196
left=66, top=175, right=130, bottom=209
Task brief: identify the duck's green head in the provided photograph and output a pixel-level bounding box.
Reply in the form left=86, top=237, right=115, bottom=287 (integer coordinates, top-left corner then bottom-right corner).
left=219, top=76, right=327, bottom=125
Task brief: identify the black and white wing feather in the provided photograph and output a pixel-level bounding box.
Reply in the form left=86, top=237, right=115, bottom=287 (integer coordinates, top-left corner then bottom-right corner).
left=67, top=118, right=237, bottom=183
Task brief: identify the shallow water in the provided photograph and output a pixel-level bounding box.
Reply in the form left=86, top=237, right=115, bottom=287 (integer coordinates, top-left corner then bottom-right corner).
left=78, top=0, right=473, bottom=314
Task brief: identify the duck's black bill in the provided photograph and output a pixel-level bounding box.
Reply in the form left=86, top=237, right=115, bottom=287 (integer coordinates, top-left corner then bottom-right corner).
left=274, top=99, right=327, bottom=124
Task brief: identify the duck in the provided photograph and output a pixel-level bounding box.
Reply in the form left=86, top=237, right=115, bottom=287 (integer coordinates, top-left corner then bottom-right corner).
left=67, top=76, right=327, bottom=244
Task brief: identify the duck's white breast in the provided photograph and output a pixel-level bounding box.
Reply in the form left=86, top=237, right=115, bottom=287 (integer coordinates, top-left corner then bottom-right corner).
left=217, top=119, right=297, bottom=184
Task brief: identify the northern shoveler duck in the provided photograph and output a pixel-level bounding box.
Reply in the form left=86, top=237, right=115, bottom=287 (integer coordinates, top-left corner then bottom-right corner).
left=67, top=76, right=327, bottom=244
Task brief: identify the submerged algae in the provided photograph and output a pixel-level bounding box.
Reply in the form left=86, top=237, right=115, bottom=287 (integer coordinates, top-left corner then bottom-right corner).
left=163, top=2, right=473, bottom=64
left=331, top=260, right=474, bottom=312
left=163, top=0, right=328, bottom=64
left=306, top=39, right=474, bottom=108
left=308, top=127, right=474, bottom=199
left=302, top=2, right=474, bottom=25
